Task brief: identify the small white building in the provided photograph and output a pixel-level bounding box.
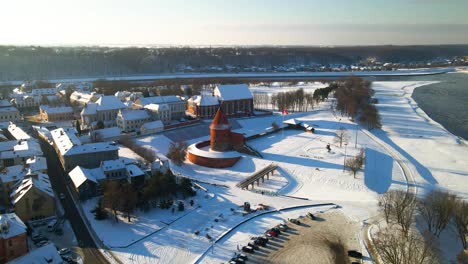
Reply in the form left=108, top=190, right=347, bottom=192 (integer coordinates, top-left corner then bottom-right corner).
left=116, top=109, right=151, bottom=132
left=135, top=96, right=186, bottom=120
left=144, top=103, right=171, bottom=124
left=141, top=120, right=164, bottom=135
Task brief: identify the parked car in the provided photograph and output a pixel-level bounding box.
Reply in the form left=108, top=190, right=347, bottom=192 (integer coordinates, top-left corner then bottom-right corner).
left=242, top=246, right=254, bottom=253
left=36, top=240, right=50, bottom=247
left=59, top=248, right=71, bottom=256
left=237, top=254, right=248, bottom=261
left=247, top=242, right=259, bottom=250
left=253, top=238, right=266, bottom=246
left=270, top=227, right=281, bottom=234
left=348, top=250, right=363, bottom=259
left=277, top=224, right=288, bottom=231
left=265, top=230, right=278, bottom=237
left=289, top=218, right=301, bottom=225
left=307, top=212, right=317, bottom=220
left=47, top=219, right=58, bottom=232
left=230, top=257, right=245, bottom=264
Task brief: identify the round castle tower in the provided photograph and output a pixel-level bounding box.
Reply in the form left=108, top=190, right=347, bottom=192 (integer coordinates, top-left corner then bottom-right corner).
left=210, top=107, right=233, bottom=151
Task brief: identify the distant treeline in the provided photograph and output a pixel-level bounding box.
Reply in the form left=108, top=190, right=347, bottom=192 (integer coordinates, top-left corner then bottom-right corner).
left=1, top=45, right=467, bottom=81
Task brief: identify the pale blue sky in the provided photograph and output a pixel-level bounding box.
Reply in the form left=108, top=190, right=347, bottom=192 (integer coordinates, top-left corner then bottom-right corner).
left=1, top=0, right=467, bottom=46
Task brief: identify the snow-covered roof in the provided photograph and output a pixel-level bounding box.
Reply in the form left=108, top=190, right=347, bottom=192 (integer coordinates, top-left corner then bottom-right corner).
left=138, top=96, right=184, bottom=106
left=101, top=159, right=126, bottom=172
left=32, top=126, right=52, bottom=141
left=8, top=243, right=62, bottom=264
left=81, top=102, right=97, bottom=115
left=0, top=99, right=12, bottom=108
left=126, top=164, right=145, bottom=177
left=189, top=94, right=219, bottom=106
left=51, top=127, right=118, bottom=156
left=283, top=118, right=301, bottom=125
left=40, top=105, right=73, bottom=114
left=69, top=166, right=98, bottom=188
left=0, top=140, right=17, bottom=152
left=141, top=120, right=164, bottom=130
left=188, top=143, right=241, bottom=159
left=118, top=109, right=150, bottom=121
left=10, top=171, right=54, bottom=204
left=26, top=156, right=48, bottom=172
left=95, top=96, right=126, bottom=111
left=144, top=103, right=170, bottom=112
left=0, top=140, right=43, bottom=159
left=0, top=106, right=19, bottom=113
left=214, top=84, right=253, bottom=101
left=0, top=165, right=27, bottom=184
left=7, top=124, right=31, bottom=141
left=0, top=213, right=26, bottom=239
left=93, top=127, right=121, bottom=140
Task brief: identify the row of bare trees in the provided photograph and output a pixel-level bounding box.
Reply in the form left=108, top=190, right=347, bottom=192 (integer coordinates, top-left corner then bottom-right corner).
left=102, top=181, right=138, bottom=222
left=376, top=189, right=468, bottom=263
left=119, top=135, right=157, bottom=162
left=270, top=88, right=315, bottom=112
left=335, top=77, right=381, bottom=129
left=166, top=141, right=188, bottom=166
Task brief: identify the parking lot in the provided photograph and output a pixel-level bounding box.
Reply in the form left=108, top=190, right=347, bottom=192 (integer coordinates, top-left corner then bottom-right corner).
left=241, top=210, right=361, bottom=264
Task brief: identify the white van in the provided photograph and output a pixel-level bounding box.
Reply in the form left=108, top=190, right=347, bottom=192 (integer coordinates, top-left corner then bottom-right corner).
left=47, top=219, right=57, bottom=232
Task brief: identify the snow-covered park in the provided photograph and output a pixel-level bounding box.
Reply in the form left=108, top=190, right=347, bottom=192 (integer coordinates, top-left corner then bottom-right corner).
left=81, top=80, right=468, bottom=263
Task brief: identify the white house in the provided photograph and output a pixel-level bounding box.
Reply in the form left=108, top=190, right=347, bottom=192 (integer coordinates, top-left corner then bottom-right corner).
left=116, top=109, right=152, bottom=132
left=81, top=96, right=126, bottom=128
left=144, top=104, right=171, bottom=124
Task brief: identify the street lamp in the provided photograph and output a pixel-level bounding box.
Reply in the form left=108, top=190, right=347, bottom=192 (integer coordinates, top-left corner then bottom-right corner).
left=343, top=143, right=348, bottom=172
left=355, top=124, right=359, bottom=148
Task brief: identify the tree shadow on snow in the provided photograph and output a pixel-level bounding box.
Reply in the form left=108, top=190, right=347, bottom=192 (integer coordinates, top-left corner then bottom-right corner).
left=364, top=148, right=392, bottom=194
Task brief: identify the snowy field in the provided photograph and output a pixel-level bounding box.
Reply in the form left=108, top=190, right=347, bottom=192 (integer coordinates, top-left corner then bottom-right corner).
left=80, top=80, right=468, bottom=263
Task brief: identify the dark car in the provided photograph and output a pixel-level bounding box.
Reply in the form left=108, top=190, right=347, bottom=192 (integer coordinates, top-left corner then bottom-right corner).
left=237, top=254, right=248, bottom=261
left=289, top=218, right=301, bottom=225
left=242, top=246, right=254, bottom=253
left=230, top=257, right=245, bottom=264
left=270, top=227, right=281, bottom=234
left=277, top=224, right=288, bottom=231
left=253, top=238, right=266, bottom=246
left=247, top=242, right=259, bottom=250
left=307, top=212, right=317, bottom=220
left=348, top=250, right=363, bottom=259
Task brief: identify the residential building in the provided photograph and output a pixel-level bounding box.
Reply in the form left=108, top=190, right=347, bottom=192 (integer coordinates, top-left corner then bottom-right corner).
left=0, top=140, right=43, bottom=168
left=0, top=213, right=28, bottom=264
left=51, top=128, right=119, bottom=171
left=0, top=103, right=21, bottom=123
left=144, top=104, right=171, bottom=124
left=213, top=84, right=254, bottom=116
left=10, top=171, right=55, bottom=222
left=81, top=96, right=126, bottom=128
left=7, top=243, right=62, bottom=264
left=140, top=120, right=164, bottom=135
left=10, top=96, right=40, bottom=109
left=69, top=159, right=145, bottom=200
left=116, top=109, right=151, bottom=132
left=39, top=105, right=74, bottom=122
left=187, top=91, right=219, bottom=118
left=70, top=91, right=101, bottom=106
left=6, top=124, right=30, bottom=141
left=135, top=96, right=186, bottom=120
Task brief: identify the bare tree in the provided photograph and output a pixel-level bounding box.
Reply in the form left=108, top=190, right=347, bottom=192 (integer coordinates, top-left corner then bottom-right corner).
left=345, top=149, right=364, bottom=179
left=373, top=228, right=440, bottom=264
left=120, top=182, right=138, bottom=222
left=334, top=127, right=348, bottom=148
left=378, top=189, right=416, bottom=236
left=102, top=181, right=121, bottom=222
left=167, top=141, right=188, bottom=166
left=432, top=191, right=457, bottom=237
left=453, top=199, right=468, bottom=249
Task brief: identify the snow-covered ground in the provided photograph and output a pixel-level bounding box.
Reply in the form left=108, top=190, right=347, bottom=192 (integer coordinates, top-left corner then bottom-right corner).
left=79, top=80, right=467, bottom=263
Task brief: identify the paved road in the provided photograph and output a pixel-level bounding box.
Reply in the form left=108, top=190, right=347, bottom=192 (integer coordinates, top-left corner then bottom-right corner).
left=40, top=140, right=110, bottom=264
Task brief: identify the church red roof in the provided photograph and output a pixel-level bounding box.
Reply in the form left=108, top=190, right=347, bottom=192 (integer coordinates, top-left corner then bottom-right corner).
left=210, top=107, right=231, bottom=129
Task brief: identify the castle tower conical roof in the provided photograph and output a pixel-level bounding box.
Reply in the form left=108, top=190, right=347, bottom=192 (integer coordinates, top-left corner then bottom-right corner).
left=210, top=107, right=231, bottom=130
